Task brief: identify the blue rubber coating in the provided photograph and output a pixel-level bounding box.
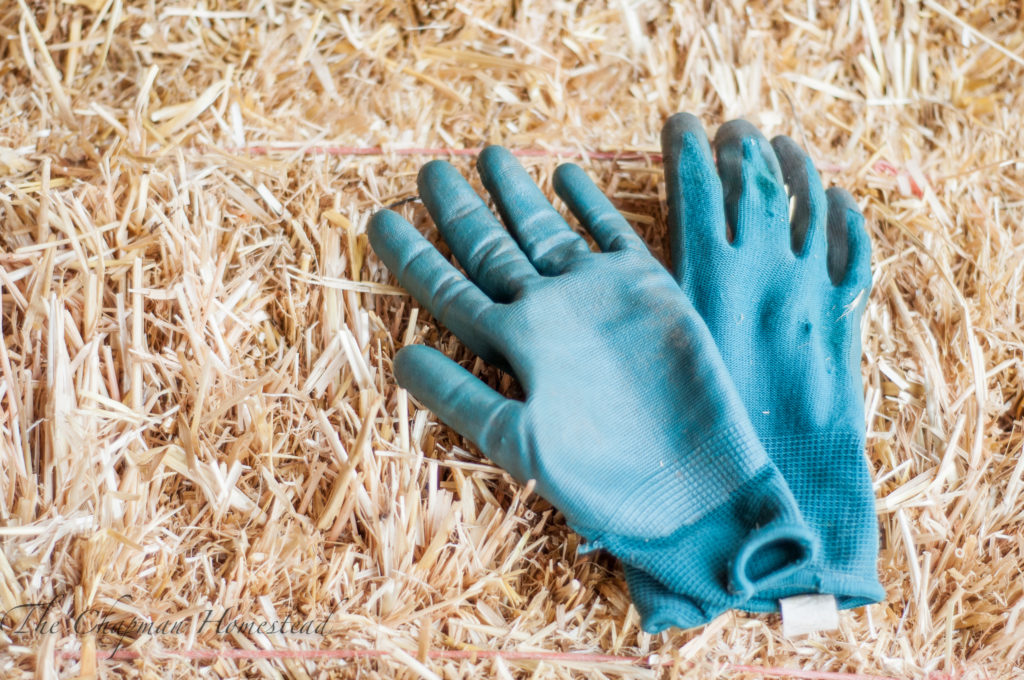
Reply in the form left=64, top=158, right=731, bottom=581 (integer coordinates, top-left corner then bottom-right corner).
left=368, top=145, right=816, bottom=626
left=623, top=113, right=883, bottom=632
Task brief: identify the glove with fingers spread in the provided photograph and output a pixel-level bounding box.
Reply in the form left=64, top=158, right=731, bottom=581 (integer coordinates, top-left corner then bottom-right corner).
left=368, top=146, right=817, bottom=626
left=622, top=114, right=884, bottom=632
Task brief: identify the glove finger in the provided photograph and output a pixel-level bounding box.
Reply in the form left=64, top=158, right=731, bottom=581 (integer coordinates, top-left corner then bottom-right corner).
left=770, top=135, right=827, bottom=260
left=368, top=209, right=503, bottom=365
left=552, top=163, right=647, bottom=253
left=419, top=160, right=537, bottom=302
left=661, top=113, right=728, bottom=283
left=825, top=187, right=871, bottom=292
left=394, top=345, right=525, bottom=477
left=477, top=146, right=592, bottom=275
left=713, top=119, right=790, bottom=252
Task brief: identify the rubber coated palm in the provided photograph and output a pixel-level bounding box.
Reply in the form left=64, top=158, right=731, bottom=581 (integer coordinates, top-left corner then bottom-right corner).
left=369, top=147, right=815, bottom=624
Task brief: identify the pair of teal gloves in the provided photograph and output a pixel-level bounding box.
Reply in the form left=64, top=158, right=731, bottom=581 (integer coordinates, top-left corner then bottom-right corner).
left=368, top=114, right=884, bottom=632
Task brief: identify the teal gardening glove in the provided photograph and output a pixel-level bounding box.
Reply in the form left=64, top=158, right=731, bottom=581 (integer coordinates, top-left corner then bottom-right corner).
left=624, top=115, right=885, bottom=631
left=369, top=146, right=817, bottom=627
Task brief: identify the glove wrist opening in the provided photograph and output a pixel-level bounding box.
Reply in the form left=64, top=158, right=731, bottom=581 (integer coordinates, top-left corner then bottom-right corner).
left=729, top=519, right=816, bottom=596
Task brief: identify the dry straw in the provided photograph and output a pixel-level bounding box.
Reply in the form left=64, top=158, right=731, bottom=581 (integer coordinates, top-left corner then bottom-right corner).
left=0, top=1, right=1022, bottom=678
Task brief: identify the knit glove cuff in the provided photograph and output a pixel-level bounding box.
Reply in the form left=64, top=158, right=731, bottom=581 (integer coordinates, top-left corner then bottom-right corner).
left=579, top=424, right=816, bottom=628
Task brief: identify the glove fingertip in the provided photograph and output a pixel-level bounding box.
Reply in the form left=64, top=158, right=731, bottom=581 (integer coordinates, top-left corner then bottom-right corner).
left=392, top=344, right=438, bottom=391
left=417, top=158, right=456, bottom=189
left=661, top=112, right=704, bottom=156
left=552, top=162, right=589, bottom=198
left=367, top=209, right=418, bottom=271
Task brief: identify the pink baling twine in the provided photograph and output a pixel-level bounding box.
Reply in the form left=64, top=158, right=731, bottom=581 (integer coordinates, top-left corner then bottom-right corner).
left=229, top=144, right=925, bottom=198
left=57, top=647, right=960, bottom=679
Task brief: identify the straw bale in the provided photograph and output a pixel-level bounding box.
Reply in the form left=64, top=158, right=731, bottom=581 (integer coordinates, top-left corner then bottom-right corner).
left=0, top=1, right=1022, bottom=678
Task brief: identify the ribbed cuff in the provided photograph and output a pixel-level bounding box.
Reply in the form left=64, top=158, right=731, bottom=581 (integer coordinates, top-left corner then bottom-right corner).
left=588, top=464, right=816, bottom=632
left=740, top=571, right=886, bottom=613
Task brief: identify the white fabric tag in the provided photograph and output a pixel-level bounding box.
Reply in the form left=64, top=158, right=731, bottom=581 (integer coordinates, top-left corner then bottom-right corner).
left=779, top=594, right=839, bottom=637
